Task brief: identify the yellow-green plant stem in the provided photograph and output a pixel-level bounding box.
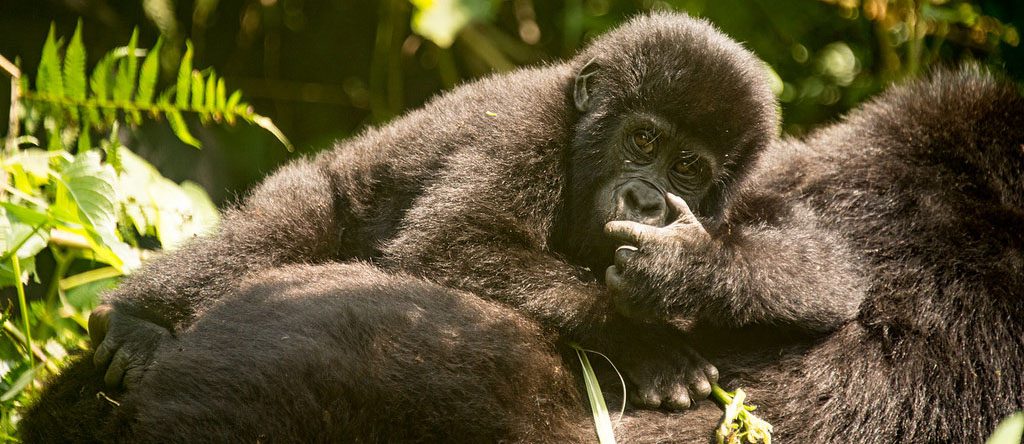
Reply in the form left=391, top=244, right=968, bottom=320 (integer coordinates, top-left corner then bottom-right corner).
left=11, top=254, right=34, bottom=367
left=711, top=384, right=773, bottom=444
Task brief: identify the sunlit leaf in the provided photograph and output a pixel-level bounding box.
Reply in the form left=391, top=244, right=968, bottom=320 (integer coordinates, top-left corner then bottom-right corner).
left=409, top=0, right=494, bottom=48
left=37, top=24, right=64, bottom=97
left=137, top=37, right=164, bottom=105
left=175, top=41, right=193, bottom=108
left=988, top=412, right=1024, bottom=444
left=64, top=20, right=87, bottom=102
left=167, top=109, right=201, bottom=148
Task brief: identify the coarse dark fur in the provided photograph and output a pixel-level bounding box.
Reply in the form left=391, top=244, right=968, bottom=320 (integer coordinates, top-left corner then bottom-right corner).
left=606, top=66, right=1024, bottom=442
left=20, top=263, right=729, bottom=443
left=21, top=66, right=1024, bottom=443
left=27, top=10, right=777, bottom=433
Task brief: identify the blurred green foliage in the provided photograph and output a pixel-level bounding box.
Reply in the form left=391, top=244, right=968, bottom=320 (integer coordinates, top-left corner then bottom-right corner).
left=1, top=0, right=1019, bottom=203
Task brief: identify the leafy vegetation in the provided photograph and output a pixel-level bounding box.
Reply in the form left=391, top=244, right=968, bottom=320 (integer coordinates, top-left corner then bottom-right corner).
left=0, top=23, right=287, bottom=438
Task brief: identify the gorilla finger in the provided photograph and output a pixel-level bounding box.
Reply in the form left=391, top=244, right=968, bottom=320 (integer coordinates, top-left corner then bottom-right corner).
left=88, top=304, right=113, bottom=346
left=629, top=388, right=662, bottom=409
left=104, top=348, right=132, bottom=388
left=604, top=220, right=659, bottom=245
left=704, top=362, right=720, bottom=384
left=666, top=193, right=706, bottom=232
left=123, top=366, right=145, bottom=390
left=614, top=245, right=639, bottom=268
left=687, top=370, right=713, bottom=399
left=605, top=266, right=624, bottom=293
left=664, top=383, right=692, bottom=411
left=93, top=338, right=115, bottom=367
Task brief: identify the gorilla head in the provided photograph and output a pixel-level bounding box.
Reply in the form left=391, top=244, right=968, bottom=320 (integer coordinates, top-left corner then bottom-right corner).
left=560, top=13, right=779, bottom=272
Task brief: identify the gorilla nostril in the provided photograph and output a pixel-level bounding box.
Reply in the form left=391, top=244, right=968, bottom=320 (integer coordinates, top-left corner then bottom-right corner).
left=615, top=181, right=668, bottom=225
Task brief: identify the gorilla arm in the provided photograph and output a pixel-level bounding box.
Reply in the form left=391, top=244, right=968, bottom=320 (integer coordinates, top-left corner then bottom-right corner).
left=607, top=193, right=865, bottom=332
left=90, top=156, right=342, bottom=388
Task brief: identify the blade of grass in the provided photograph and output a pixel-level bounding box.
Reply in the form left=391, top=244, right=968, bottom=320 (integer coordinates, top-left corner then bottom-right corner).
left=571, top=342, right=616, bottom=444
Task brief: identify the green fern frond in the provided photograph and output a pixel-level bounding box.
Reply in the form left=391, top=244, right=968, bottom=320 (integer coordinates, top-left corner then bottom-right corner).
left=18, top=23, right=294, bottom=151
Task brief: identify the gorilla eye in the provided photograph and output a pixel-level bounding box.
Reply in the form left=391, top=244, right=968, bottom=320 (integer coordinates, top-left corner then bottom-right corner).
left=630, top=129, right=658, bottom=155
left=671, top=153, right=707, bottom=178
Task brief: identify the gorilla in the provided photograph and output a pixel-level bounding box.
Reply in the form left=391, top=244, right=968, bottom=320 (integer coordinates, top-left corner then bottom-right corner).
left=84, top=11, right=775, bottom=411
left=605, top=66, right=1024, bottom=442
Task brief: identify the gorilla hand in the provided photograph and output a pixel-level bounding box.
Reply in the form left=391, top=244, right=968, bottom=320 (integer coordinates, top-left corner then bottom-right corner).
left=603, top=193, right=712, bottom=321
left=89, top=304, right=172, bottom=389
left=597, top=323, right=718, bottom=410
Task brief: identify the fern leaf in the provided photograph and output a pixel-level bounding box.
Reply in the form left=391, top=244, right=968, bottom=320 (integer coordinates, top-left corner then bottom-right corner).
left=90, top=53, right=116, bottom=126
left=252, top=115, right=294, bottom=152
left=167, top=110, right=201, bottom=148
left=77, top=129, right=92, bottom=152
left=216, top=78, right=226, bottom=112
left=64, top=20, right=87, bottom=101
left=225, top=90, right=242, bottom=124
left=137, top=37, right=163, bottom=106
left=190, top=70, right=204, bottom=110
left=204, top=71, right=216, bottom=112
left=37, top=24, right=64, bottom=98
left=112, top=29, right=138, bottom=103
left=175, top=42, right=193, bottom=109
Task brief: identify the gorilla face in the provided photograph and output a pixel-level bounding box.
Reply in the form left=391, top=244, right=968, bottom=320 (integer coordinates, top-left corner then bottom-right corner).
left=558, top=18, right=779, bottom=275
left=598, top=113, right=719, bottom=228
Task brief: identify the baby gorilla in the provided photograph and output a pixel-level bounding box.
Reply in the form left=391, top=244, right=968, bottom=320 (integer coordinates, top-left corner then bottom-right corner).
left=84, top=11, right=776, bottom=412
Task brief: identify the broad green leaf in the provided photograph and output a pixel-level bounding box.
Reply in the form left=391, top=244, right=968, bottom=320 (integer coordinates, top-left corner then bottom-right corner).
left=988, top=412, right=1024, bottom=444
left=63, top=20, right=87, bottom=102
left=175, top=42, right=193, bottom=108
left=37, top=24, right=64, bottom=97
left=137, top=37, right=163, bottom=106
left=167, top=109, right=201, bottom=148
left=52, top=151, right=140, bottom=270
left=409, top=0, right=495, bottom=48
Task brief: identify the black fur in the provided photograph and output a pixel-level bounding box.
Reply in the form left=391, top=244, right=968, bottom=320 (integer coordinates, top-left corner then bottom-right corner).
left=69, top=8, right=774, bottom=422
left=608, top=66, right=1024, bottom=442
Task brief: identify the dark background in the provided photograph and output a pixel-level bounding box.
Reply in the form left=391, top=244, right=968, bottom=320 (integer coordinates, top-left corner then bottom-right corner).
left=2, top=0, right=1021, bottom=203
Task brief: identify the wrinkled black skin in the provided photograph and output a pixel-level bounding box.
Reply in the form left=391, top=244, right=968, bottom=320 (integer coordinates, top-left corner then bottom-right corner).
left=607, top=66, right=1024, bottom=442
left=83, top=12, right=776, bottom=410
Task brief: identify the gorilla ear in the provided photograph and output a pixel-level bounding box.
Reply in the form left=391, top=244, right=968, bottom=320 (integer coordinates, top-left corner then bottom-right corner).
left=574, top=58, right=600, bottom=112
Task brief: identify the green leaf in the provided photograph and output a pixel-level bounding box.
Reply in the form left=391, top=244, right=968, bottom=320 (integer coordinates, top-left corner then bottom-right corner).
left=225, top=90, right=242, bottom=124
left=190, top=70, right=204, bottom=109
left=175, top=41, right=193, bottom=108
left=988, top=412, right=1024, bottom=444
left=52, top=151, right=140, bottom=271
left=252, top=115, right=294, bottom=152
left=215, top=78, right=226, bottom=112
left=64, top=19, right=87, bottom=102
left=137, top=37, right=163, bottom=106
left=572, top=344, right=617, bottom=444
left=0, top=367, right=35, bottom=402
left=113, top=28, right=140, bottom=103
left=204, top=71, right=216, bottom=112
left=409, top=0, right=495, bottom=48
left=37, top=23, right=64, bottom=97
left=89, top=53, right=115, bottom=101
left=77, top=129, right=92, bottom=152
left=167, top=109, right=201, bottom=148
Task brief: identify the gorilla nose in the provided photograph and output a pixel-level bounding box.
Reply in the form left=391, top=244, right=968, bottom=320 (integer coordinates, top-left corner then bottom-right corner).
left=614, top=181, right=668, bottom=226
